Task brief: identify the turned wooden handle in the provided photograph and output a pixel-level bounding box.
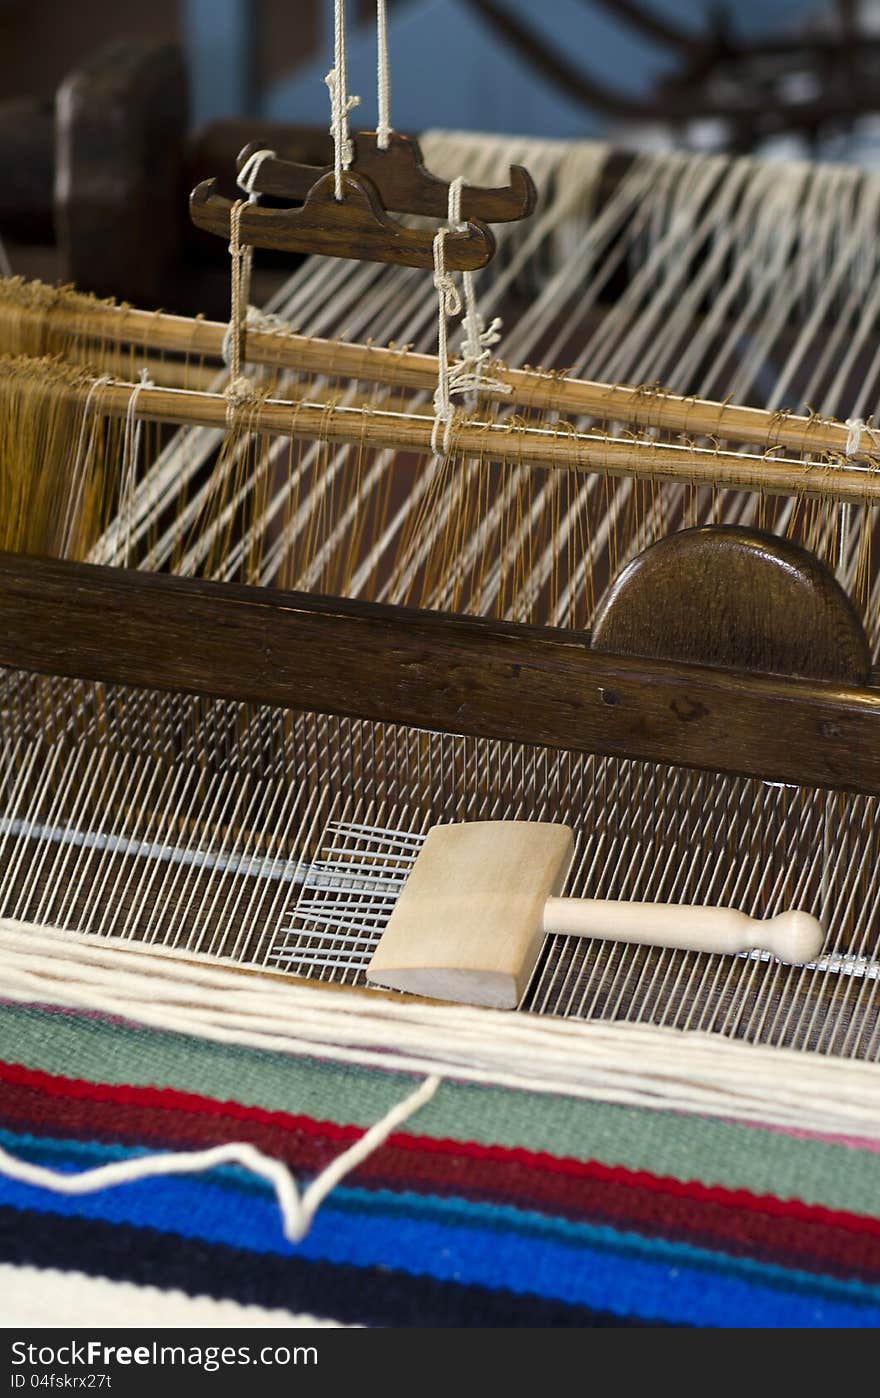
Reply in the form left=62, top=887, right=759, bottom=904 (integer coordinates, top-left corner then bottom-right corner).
left=542, top=898, right=824, bottom=965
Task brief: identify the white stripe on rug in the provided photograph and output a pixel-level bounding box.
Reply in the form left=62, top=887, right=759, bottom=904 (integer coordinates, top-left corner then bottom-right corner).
left=0, top=1263, right=353, bottom=1328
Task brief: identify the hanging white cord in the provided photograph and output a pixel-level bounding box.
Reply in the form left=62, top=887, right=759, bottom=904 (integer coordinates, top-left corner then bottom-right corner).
left=431, top=179, right=465, bottom=454
left=222, top=148, right=280, bottom=392
left=224, top=199, right=254, bottom=405
left=326, top=0, right=361, bottom=200
left=376, top=0, right=392, bottom=149
left=0, top=1074, right=440, bottom=1245
left=432, top=178, right=512, bottom=451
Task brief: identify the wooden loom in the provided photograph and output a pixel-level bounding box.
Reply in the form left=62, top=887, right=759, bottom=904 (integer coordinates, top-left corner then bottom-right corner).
left=3, top=131, right=880, bottom=1060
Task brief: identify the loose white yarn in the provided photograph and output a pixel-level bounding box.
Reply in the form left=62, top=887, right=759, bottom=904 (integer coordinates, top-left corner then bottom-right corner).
left=326, top=0, right=360, bottom=200
left=4, top=921, right=880, bottom=1142
left=845, top=417, right=880, bottom=457
left=0, top=1074, right=440, bottom=1245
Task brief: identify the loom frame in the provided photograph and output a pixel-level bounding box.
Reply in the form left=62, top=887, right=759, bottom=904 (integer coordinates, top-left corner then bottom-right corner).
left=1, top=550, right=879, bottom=798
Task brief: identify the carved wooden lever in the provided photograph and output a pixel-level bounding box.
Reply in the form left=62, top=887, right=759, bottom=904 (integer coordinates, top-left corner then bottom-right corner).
left=190, top=169, right=496, bottom=271
left=237, top=131, right=537, bottom=224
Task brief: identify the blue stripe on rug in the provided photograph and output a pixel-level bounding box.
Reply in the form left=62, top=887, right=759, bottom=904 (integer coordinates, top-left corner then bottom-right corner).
left=0, top=1129, right=878, bottom=1327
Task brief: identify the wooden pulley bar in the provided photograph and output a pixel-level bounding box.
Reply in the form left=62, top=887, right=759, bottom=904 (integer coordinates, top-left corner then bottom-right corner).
left=236, top=130, right=538, bottom=224
left=189, top=169, right=496, bottom=271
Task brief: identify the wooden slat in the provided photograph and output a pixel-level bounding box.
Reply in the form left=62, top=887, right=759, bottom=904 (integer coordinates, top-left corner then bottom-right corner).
left=13, top=288, right=872, bottom=463
left=56, top=379, right=880, bottom=504
left=2, top=553, right=880, bottom=795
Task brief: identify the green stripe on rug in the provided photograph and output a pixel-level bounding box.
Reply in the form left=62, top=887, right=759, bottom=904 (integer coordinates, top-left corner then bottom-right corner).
left=1, top=1003, right=876, bottom=1216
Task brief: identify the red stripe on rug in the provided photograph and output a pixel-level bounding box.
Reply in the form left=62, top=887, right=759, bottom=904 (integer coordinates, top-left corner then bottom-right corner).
left=2, top=1061, right=880, bottom=1282
left=2, top=1084, right=878, bottom=1284
left=1, top=1057, right=877, bottom=1233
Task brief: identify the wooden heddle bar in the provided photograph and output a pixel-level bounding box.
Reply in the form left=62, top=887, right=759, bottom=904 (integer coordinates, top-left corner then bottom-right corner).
left=4, top=280, right=877, bottom=464
left=42, top=377, right=880, bottom=505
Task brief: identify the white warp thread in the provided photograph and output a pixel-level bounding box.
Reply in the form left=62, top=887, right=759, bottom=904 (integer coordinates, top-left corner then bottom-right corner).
left=60, top=374, right=114, bottom=557
left=326, top=0, right=360, bottom=201
left=117, top=369, right=154, bottom=568
left=0, top=1071, right=439, bottom=1245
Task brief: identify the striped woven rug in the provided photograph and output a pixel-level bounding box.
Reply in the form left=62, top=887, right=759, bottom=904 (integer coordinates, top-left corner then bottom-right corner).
left=1, top=1001, right=879, bottom=1328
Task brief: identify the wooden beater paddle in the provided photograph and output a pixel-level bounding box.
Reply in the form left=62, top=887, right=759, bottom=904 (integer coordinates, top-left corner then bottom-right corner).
left=365, top=821, right=825, bottom=1009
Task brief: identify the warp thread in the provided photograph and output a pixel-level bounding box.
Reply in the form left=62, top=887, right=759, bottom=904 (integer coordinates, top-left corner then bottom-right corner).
left=60, top=373, right=114, bottom=556
left=117, top=368, right=154, bottom=568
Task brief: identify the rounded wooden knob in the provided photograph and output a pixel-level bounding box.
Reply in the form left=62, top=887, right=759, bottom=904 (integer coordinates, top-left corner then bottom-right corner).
left=761, top=911, right=825, bottom=965
left=592, top=525, right=871, bottom=683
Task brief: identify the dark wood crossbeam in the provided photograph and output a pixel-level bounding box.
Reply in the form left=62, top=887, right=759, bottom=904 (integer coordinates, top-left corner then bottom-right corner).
left=1, top=551, right=879, bottom=797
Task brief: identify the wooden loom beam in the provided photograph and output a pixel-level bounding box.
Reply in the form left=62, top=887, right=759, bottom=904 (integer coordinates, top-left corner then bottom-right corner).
left=9, top=290, right=872, bottom=464
left=1, top=551, right=879, bottom=798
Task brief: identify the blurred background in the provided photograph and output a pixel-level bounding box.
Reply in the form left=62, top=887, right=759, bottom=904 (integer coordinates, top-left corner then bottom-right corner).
left=3, top=0, right=880, bottom=310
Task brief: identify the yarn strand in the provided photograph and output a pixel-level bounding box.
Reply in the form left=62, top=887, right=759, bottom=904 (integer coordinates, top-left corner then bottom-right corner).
left=845, top=417, right=880, bottom=457
left=0, top=1075, right=441, bottom=1245
left=431, top=179, right=465, bottom=454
